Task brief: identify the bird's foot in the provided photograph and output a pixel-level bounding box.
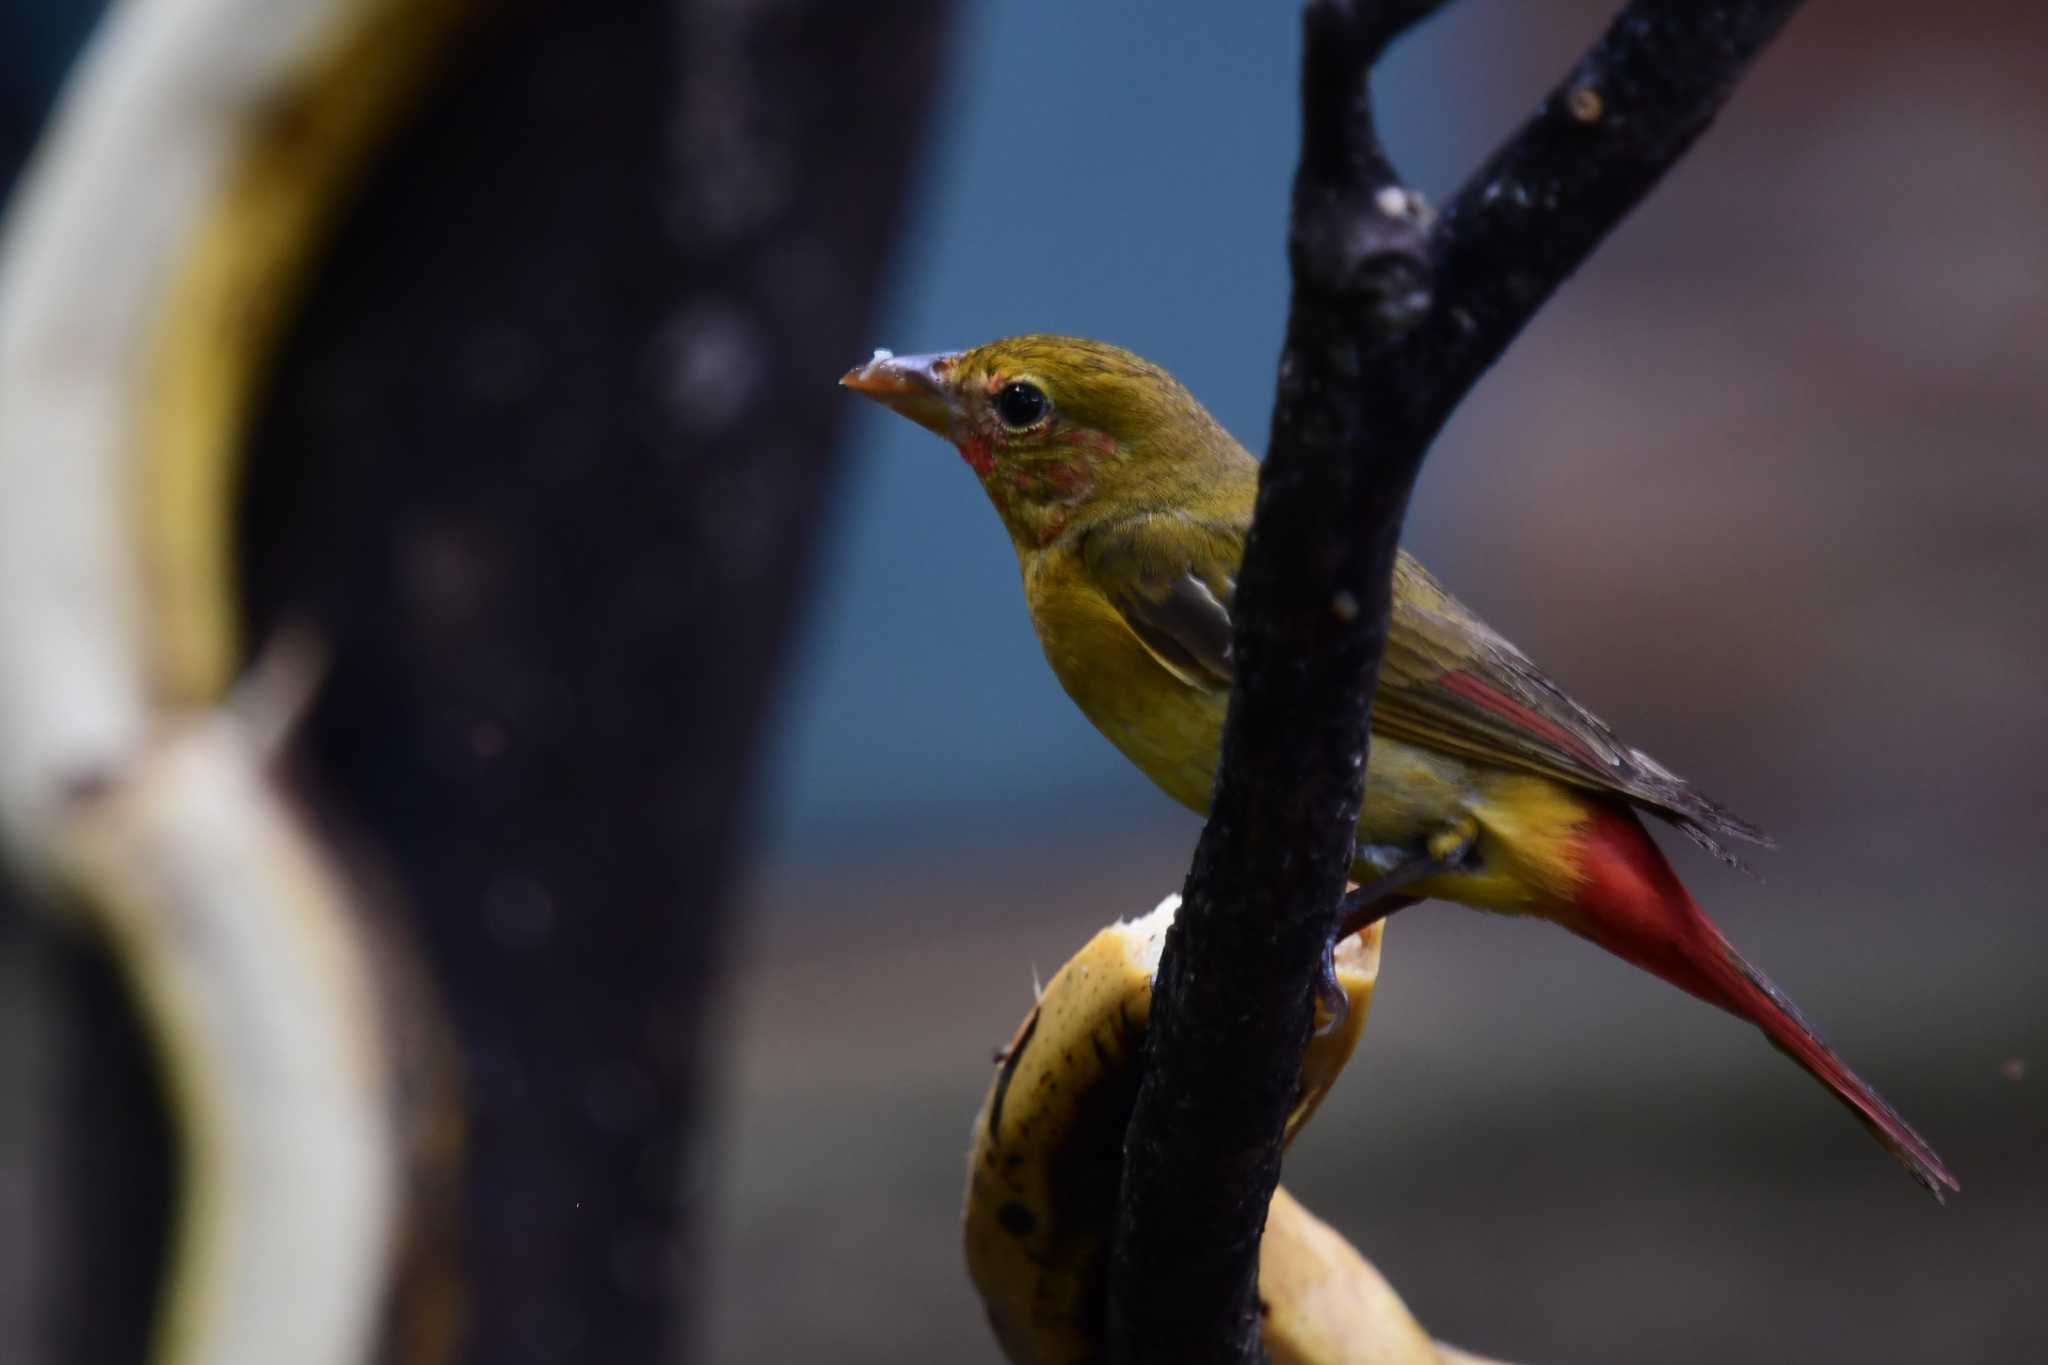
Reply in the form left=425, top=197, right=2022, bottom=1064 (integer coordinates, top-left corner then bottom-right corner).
left=1313, top=848, right=1462, bottom=1035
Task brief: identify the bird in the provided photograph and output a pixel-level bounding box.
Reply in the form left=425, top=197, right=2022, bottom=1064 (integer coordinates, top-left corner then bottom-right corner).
left=841, top=333, right=1957, bottom=1200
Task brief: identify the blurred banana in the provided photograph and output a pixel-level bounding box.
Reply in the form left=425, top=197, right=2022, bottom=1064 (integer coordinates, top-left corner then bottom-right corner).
left=0, top=0, right=470, bottom=1359
left=964, top=896, right=1508, bottom=1365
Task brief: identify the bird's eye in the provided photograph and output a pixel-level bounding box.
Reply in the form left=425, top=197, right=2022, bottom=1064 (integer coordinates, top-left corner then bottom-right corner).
left=995, top=381, right=1049, bottom=429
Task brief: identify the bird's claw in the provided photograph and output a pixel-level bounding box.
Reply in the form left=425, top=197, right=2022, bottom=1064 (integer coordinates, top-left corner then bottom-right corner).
left=1313, top=946, right=1351, bottom=1036
left=1313, top=846, right=1468, bottom=1031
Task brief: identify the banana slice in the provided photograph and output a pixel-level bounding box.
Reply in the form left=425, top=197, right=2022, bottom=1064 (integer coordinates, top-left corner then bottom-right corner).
left=965, top=895, right=1501, bottom=1365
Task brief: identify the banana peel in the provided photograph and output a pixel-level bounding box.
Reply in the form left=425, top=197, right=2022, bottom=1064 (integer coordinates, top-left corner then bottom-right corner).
left=964, top=896, right=1509, bottom=1365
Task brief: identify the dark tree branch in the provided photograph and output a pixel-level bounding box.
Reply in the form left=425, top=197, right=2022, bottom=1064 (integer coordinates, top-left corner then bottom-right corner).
left=1107, top=3, right=1804, bottom=1362
left=1409, top=0, right=1807, bottom=439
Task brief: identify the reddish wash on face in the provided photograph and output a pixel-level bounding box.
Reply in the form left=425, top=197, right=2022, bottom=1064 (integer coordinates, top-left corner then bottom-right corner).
left=1037, top=459, right=1093, bottom=497
left=958, top=432, right=994, bottom=476
left=1054, top=427, right=1118, bottom=458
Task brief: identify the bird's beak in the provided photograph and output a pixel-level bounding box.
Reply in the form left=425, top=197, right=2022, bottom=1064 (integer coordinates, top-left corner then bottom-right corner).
left=839, top=349, right=964, bottom=438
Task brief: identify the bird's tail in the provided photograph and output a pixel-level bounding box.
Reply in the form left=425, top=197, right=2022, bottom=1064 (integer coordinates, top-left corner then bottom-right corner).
left=1556, top=802, right=1958, bottom=1200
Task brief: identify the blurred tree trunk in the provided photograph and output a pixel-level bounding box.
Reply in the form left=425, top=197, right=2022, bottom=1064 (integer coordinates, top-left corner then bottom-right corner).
left=10, top=0, right=954, bottom=1361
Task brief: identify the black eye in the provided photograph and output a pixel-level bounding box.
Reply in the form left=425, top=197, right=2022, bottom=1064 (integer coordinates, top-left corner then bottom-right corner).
left=996, top=381, right=1049, bottom=429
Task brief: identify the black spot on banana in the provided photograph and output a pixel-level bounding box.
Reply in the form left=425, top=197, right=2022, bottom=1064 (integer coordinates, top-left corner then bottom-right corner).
left=962, top=895, right=1512, bottom=1365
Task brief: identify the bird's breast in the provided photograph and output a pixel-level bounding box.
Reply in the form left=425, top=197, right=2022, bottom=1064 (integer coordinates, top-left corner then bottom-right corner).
left=1024, top=554, right=1228, bottom=813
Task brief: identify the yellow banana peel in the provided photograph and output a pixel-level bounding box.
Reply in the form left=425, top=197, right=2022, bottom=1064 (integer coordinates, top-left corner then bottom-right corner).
left=964, top=895, right=1508, bottom=1365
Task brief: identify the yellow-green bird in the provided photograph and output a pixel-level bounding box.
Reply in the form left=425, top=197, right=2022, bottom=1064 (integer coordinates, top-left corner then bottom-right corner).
left=843, top=334, right=1955, bottom=1199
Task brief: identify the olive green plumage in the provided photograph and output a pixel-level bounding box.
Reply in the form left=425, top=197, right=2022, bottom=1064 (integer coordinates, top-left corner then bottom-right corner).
left=841, top=335, right=1959, bottom=1199
left=852, top=335, right=1764, bottom=893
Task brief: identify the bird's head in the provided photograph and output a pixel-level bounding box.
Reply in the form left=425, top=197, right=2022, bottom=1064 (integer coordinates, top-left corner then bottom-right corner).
left=841, top=334, right=1247, bottom=547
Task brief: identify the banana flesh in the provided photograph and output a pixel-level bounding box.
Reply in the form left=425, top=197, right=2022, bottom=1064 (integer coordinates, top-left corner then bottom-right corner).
left=963, top=895, right=1509, bottom=1365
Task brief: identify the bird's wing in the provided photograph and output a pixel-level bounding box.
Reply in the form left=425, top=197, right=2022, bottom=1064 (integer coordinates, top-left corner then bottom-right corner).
left=1080, top=511, right=1239, bottom=692
left=1082, top=518, right=1768, bottom=863
left=1375, top=552, right=1772, bottom=863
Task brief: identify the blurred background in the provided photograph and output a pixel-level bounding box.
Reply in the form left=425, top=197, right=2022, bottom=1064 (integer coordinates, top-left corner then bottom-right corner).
left=5, top=2, right=2045, bottom=1363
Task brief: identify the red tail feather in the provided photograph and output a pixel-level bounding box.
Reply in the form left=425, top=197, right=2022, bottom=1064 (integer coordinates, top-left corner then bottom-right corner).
left=1561, top=803, right=1958, bottom=1199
